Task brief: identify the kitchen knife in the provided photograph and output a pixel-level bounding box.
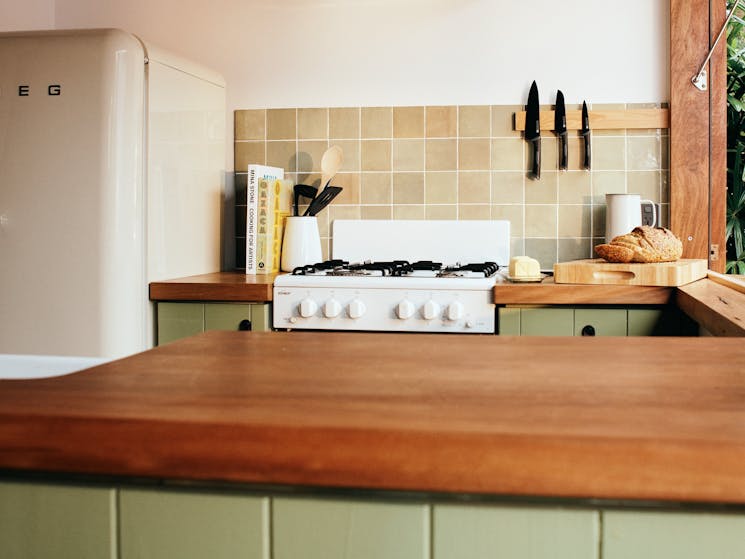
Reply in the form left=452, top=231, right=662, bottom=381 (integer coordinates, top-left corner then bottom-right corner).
left=580, top=101, right=591, bottom=170
left=554, top=90, right=568, bottom=170
left=525, top=81, right=541, bottom=180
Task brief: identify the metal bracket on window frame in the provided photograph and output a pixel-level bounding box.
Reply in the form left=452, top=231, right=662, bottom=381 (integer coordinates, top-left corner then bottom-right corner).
left=692, top=0, right=745, bottom=91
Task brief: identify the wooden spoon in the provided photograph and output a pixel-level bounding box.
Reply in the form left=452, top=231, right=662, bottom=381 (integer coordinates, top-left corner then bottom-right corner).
left=320, top=145, right=343, bottom=190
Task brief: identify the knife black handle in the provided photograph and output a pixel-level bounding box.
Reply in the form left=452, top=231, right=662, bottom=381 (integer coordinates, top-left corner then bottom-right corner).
left=583, top=133, right=591, bottom=170
left=530, top=139, right=541, bottom=180
left=559, top=135, right=568, bottom=170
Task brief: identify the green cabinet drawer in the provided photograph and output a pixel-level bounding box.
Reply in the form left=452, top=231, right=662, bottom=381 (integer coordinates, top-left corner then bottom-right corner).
left=574, top=309, right=627, bottom=336
left=120, top=488, right=269, bottom=559
left=0, top=481, right=116, bottom=559
left=156, top=302, right=272, bottom=345
left=602, top=510, right=745, bottom=559
left=273, top=497, right=430, bottom=559
left=627, top=309, right=664, bottom=336
left=434, top=504, right=599, bottom=559
left=520, top=308, right=575, bottom=336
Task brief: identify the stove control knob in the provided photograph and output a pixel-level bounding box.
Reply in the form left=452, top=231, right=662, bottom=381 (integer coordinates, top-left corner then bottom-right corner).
left=397, top=300, right=416, bottom=320
left=447, top=301, right=465, bottom=321
left=324, top=299, right=342, bottom=318
left=348, top=299, right=366, bottom=319
left=422, top=300, right=441, bottom=320
left=299, top=298, right=318, bottom=318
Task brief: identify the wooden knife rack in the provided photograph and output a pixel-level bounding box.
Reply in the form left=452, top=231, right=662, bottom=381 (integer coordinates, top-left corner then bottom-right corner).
left=513, top=108, right=669, bottom=131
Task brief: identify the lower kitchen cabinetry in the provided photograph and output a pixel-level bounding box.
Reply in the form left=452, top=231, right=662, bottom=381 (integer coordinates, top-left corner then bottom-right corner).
left=1, top=480, right=744, bottom=559
left=156, top=302, right=271, bottom=345
left=498, top=306, right=696, bottom=336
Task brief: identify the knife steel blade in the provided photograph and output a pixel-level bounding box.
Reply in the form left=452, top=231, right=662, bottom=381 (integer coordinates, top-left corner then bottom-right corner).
left=580, top=101, right=591, bottom=170
left=554, top=90, right=568, bottom=170
left=525, top=81, right=541, bottom=180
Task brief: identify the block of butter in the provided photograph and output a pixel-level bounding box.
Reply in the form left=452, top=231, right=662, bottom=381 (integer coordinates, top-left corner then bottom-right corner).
left=509, top=256, right=541, bottom=279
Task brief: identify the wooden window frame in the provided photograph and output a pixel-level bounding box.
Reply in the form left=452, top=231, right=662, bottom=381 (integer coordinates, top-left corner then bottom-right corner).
left=670, top=0, right=727, bottom=272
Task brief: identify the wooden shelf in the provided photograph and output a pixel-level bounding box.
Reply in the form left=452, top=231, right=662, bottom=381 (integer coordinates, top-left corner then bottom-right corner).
left=513, top=108, right=669, bottom=132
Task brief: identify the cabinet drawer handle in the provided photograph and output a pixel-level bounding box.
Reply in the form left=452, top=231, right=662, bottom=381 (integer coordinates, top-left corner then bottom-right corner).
left=238, top=319, right=252, bottom=332
left=581, top=325, right=596, bottom=336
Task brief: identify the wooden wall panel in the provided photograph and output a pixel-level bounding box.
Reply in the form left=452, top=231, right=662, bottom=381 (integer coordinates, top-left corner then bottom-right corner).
left=710, top=0, right=727, bottom=273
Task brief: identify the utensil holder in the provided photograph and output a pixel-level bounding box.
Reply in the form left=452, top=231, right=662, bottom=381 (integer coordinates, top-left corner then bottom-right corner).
left=281, top=217, right=322, bottom=272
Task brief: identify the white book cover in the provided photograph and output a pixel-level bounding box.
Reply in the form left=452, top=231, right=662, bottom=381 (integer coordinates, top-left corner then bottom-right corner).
left=246, top=164, right=283, bottom=274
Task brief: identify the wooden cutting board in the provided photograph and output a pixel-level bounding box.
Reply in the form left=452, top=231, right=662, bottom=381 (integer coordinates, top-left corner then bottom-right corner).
left=553, top=259, right=708, bottom=286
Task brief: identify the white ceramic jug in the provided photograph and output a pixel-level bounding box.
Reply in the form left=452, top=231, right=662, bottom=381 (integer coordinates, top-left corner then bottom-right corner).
left=280, top=217, right=322, bottom=272
left=605, top=193, right=657, bottom=243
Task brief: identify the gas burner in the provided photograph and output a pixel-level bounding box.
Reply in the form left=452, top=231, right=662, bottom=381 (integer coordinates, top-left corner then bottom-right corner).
left=291, top=259, right=349, bottom=275
left=439, top=262, right=500, bottom=278
left=348, top=260, right=412, bottom=276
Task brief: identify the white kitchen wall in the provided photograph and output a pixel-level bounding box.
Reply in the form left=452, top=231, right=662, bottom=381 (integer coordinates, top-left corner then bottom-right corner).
left=0, top=0, right=54, bottom=30
left=0, top=0, right=669, bottom=171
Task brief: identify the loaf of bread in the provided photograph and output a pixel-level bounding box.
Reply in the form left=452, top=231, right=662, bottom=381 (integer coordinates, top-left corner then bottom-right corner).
left=595, top=226, right=683, bottom=263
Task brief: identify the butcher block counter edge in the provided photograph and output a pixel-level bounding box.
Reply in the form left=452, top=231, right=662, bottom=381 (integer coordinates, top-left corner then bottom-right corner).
left=149, top=272, right=276, bottom=302
left=1, top=331, right=745, bottom=505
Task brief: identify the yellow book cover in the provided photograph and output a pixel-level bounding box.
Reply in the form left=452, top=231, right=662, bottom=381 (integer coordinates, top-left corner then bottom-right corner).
left=256, top=178, right=293, bottom=274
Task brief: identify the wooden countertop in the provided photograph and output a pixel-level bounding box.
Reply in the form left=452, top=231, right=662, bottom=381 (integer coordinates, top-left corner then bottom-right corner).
left=2, top=331, right=745, bottom=504
left=149, top=272, right=275, bottom=302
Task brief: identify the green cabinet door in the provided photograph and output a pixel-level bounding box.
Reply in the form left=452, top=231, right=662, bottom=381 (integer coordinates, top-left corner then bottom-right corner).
left=520, top=308, right=575, bottom=336
left=574, top=309, right=627, bottom=336
left=273, top=496, right=430, bottom=559
left=627, top=309, right=664, bottom=336
left=156, top=302, right=272, bottom=345
left=120, top=488, right=269, bottom=559
left=157, top=302, right=204, bottom=345
left=0, top=481, right=116, bottom=559
left=602, top=510, right=745, bottom=559
left=434, top=504, right=599, bottom=559
left=204, top=302, right=253, bottom=332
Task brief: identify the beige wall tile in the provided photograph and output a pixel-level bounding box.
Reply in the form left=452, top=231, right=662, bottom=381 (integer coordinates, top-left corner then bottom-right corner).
left=393, top=139, right=425, bottom=171
left=558, top=205, right=591, bottom=237
left=592, top=171, right=626, bottom=203
left=426, top=139, right=457, bottom=171
left=296, top=172, right=320, bottom=188
left=660, top=135, right=669, bottom=170
left=627, top=136, right=660, bottom=170
left=361, top=205, right=392, bottom=219
left=525, top=205, right=557, bottom=237
left=297, top=108, right=328, bottom=140
left=566, top=136, right=585, bottom=171
left=559, top=238, right=592, bottom=262
left=458, top=105, right=490, bottom=137
left=425, top=205, right=457, bottom=219
left=659, top=203, right=670, bottom=227
left=361, top=172, right=392, bottom=204
left=592, top=205, right=606, bottom=238
left=458, top=171, right=490, bottom=203
left=524, top=238, right=558, bottom=269
left=539, top=137, right=558, bottom=171
left=394, top=106, right=424, bottom=138
left=661, top=169, right=670, bottom=203
left=333, top=172, right=360, bottom=204
left=234, top=141, right=265, bottom=170
left=525, top=171, right=558, bottom=204
left=330, top=107, right=360, bottom=139
left=333, top=140, right=360, bottom=172
left=492, top=171, right=524, bottom=204
left=297, top=140, right=328, bottom=173
left=458, top=204, right=491, bottom=219
left=627, top=102, right=661, bottom=136
left=426, top=171, right=457, bottom=204
left=491, top=105, right=522, bottom=138
left=235, top=110, right=265, bottom=141
left=511, top=237, right=526, bottom=257
left=426, top=106, right=457, bottom=137
left=459, top=138, right=490, bottom=170
left=393, top=172, right=425, bottom=204
left=361, top=140, right=391, bottom=171
left=267, top=109, right=296, bottom=140
left=627, top=170, right=661, bottom=202
left=593, top=137, right=626, bottom=170
left=491, top=204, right=523, bottom=236
left=558, top=172, right=591, bottom=204
left=393, top=205, right=425, bottom=219
left=362, top=107, right=392, bottom=138
left=266, top=141, right=297, bottom=171
left=491, top=139, right=523, bottom=171
left=328, top=205, right=362, bottom=222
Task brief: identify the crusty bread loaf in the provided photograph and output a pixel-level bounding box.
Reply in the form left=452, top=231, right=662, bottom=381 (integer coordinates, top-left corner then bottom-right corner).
left=595, top=226, right=683, bottom=263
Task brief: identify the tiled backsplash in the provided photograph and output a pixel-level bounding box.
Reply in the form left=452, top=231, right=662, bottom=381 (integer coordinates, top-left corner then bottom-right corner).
left=234, top=104, right=668, bottom=269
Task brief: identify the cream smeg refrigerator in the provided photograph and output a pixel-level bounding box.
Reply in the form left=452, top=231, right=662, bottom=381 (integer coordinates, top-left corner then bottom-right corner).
left=0, top=29, right=225, bottom=358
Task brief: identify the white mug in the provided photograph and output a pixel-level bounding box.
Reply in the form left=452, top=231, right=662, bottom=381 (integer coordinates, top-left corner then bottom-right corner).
left=281, top=217, right=322, bottom=272
left=605, top=193, right=657, bottom=243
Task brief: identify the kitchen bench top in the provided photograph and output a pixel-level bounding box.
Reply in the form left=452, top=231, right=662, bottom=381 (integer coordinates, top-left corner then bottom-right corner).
left=149, top=272, right=276, bottom=302
left=1, top=330, right=745, bottom=505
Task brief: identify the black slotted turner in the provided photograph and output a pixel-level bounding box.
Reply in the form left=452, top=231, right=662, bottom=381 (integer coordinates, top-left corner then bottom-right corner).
left=304, top=186, right=342, bottom=216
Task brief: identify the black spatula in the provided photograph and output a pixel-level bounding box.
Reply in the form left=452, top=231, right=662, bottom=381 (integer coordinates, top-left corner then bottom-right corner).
left=293, top=184, right=318, bottom=216
left=304, top=186, right=342, bottom=216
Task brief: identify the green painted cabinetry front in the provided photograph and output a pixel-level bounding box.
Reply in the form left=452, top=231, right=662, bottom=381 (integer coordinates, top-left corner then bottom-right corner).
left=0, top=481, right=116, bottom=559
left=120, top=488, right=269, bottom=559
left=273, top=497, right=430, bottom=559
left=434, top=504, right=599, bottom=559
left=157, top=302, right=271, bottom=345
left=498, top=307, right=667, bottom=336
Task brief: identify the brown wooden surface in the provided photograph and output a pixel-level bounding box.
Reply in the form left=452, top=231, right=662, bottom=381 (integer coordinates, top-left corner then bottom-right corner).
left=493, top=277, right=673, bottom=305
left=513, top=109, right=669, bottom=131
left=1, top=330, right=745, bottom=504
left=149, top=272, right=276, bottom=302
left=676, top=278, right=745, bottom=336
left=553, top=259, right=708, bottom=287
left=670, top=0, right=713, bottom=261
left=710, top=0, right=727, bottom=273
